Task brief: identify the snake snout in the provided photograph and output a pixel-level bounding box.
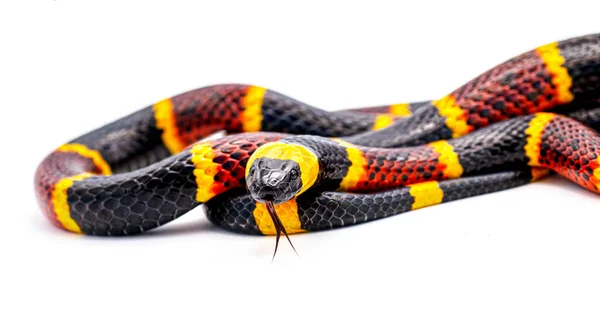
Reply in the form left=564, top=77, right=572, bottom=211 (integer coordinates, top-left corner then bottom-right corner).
left=266, top=170, right=286, bottom=187
left=249, top=183, right=280, bottom=203
left=248, top=169, right=296, bottom=204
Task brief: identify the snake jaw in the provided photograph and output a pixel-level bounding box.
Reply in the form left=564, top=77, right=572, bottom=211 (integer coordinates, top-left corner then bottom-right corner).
left=265, top=200, right=299, bottom=261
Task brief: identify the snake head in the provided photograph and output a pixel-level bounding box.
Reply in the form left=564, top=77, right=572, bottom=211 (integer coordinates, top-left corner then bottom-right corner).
left=246, top=158, right=302, bottom=204
left=245, top=142, right=319, bottom=204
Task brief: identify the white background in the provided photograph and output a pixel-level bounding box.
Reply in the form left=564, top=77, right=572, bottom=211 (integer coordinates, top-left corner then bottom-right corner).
left=2, top=1, right=600, bottom=325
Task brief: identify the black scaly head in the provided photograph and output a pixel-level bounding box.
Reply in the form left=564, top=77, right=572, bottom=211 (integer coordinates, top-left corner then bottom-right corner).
left=247, top=158, right=303, bottom=204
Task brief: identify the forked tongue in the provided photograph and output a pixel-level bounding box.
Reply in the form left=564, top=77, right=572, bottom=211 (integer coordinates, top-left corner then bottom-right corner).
left=265, top=200, right=299, bottom=261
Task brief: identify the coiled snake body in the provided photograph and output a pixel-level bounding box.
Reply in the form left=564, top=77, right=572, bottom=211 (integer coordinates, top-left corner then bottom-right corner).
left=35, top=34, right=600, bottom=249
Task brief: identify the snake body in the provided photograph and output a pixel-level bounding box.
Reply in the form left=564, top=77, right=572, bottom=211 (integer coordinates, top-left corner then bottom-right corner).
left=207, top=170, right=545, bottom=234
left=35, top=33, right=600, bottom=237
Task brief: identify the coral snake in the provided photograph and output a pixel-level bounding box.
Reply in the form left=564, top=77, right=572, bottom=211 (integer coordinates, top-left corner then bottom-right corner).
left=35, top=33, right=600, bottom=257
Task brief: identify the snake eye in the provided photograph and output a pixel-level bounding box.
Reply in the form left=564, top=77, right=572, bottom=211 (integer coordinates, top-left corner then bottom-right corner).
left=289, top=169, right=299, bottom=180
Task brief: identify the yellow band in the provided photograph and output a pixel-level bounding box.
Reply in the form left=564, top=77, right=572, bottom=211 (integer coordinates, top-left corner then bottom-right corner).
left=52, top=173, right=92, bottom=233
left=190, top=142, right=220, bottom=203
left=253, top=199, right=306, bottom=235
left=536, top=42, right=574, bottom=104
left=593, top=160, right=600, bottom=191
left=153, top=98, right=186, bottom=154
left=57, top=144, right=111, bottom=175
left=409, top=181, right=444, bottom=210
left=432, top=95, right=471, bottom=138
left=428, top=140, right=464, bottom=179
left=241, top=85, right=266, bottom=132
left=372, top=114, right=395, bottom=130
left=331, top=139, right=368, bottom=191
left=389, top=103, right=412, bottom=117
left=524, top=113, right=556, bottom=166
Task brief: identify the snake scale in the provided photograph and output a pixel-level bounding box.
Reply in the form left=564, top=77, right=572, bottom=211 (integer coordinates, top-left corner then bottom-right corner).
left=35, top=33, right=600, bottom=254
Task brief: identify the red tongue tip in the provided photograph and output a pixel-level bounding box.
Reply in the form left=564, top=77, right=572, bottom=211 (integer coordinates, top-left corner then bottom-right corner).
left=265, top=200, right=299, bottom=261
